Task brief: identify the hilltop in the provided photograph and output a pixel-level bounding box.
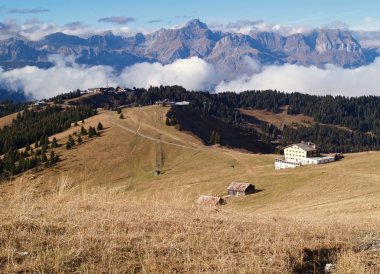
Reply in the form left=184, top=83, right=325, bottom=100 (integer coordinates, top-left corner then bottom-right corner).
left=0, top=104, right=380, bottom=272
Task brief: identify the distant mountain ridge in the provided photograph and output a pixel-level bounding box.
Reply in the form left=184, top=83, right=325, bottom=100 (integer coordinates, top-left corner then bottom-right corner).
left=0, top=19, right=377, bottom=76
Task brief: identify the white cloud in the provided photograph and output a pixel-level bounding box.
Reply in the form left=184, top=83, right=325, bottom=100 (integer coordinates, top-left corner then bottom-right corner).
left=0, top=56, right=217, bottom=99
left=119, top=57, right=217, bottom=91
left=0, top=18, right=150, bottom=41
left=215, top=58, right=380, bottom=96
left=209, top=20, right=313, bottom=36
left=0, top=56, right=118, bottom=99
left=2, top=53, right=380, bottom=100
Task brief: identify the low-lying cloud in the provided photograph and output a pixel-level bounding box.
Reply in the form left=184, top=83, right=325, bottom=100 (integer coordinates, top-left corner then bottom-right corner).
left=0, top=56, right=216, bottom=99
left=119, top=58, right=217, bottom=91
left=1, top=55, right=380, bottom=99
left=0, top=56, right=118, bottom=99
left=215, top=58, right=380, bottom=96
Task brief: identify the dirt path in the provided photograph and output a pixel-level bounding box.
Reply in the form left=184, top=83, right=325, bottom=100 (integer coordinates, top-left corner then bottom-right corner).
left=108, top=111, right=200, bottom=151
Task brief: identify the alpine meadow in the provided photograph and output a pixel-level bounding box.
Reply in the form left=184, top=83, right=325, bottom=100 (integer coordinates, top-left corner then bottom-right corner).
left=0, top=1, right=380, bottom=273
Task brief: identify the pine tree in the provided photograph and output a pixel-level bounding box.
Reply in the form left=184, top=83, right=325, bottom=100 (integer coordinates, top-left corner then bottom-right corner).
left=77, top=135, right=82, bottom=144
left=209, top=131, right=216, bottom=145
left=66, top=135, right=75, bottom=149
left=88, top=127, right=97, bottom=138
left=214, top=132, right=221, bottom=144
left=97, top=122, right=103, bottom=130
left=49, top=150, right=58, bottom=165
left=66, top=142, right=72, bottom=150
left=80, top=125, right=87, bottom=135
left=51, top=137, right=58, bottom=148
left=41, top=153, right=48, bottom=162
left=119, top=113, right=124, bottom=119
left=117, top=109, right=122, bottom=114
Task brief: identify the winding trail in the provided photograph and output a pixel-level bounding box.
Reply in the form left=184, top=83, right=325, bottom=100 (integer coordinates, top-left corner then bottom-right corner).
left=108, top=111, right=200, bottom=151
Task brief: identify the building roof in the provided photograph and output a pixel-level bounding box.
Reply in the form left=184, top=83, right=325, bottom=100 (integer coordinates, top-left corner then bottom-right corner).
left=285, top=142, right=319, bottom=151
left=175, top=101, right=190, bottom=106
left=227, top=182, right=254, bottom=192
left=196, top=195, right=224, bottom=206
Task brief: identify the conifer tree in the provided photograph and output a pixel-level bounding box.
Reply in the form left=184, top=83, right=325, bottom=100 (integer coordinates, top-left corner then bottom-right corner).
left=80, top=125, right=87, bottom=135
left=51, top=137, right=58, bottom=148
left=97, top=122, right=103, bottom=130
left=214, top=132, right=221, bottom=144
left=88, top=127, right=97, bottom=138
left=209, top=131, right=216, bottom=145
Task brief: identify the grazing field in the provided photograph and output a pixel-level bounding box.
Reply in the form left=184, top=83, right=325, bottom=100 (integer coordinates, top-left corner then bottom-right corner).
left=0, top=111, right=21, bottom=128
left=240, top=105, right=314, bottom=128
left=0, top=105, right=379, bottom=273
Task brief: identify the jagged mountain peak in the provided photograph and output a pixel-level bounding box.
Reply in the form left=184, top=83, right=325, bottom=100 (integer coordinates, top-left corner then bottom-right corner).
left=0, top=19, right=378, bottom=74
left=183, top=19, right=209, bottom=30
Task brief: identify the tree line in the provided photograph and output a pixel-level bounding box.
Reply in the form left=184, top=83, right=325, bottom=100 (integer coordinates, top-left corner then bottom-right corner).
left=0, top=104, right=96, bottom=155
left=135, top=86, right=380, bottom=153
left=0, top=101, right=28, bottom=118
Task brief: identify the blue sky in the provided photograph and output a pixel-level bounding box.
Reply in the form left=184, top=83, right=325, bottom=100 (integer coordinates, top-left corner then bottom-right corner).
left=1, top=0, right=379, bottom=30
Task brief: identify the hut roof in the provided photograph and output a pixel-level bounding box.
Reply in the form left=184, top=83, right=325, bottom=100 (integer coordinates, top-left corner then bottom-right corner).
left=227, top=182, right=254, bottom=192
left=196, top=195, right=224, bottom=206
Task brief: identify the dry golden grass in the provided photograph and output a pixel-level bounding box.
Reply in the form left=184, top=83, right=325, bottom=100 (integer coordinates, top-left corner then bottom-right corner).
left=240, top=106, right=314, bottom=129
left=1, top=106, right=380, bottom=272
left=0, top=111, right=21, bottom=129
left=0, top=176, right=379, bottom=273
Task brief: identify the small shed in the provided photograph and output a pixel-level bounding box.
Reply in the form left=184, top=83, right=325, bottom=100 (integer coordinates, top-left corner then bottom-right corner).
left=196, top=195, right=225, bottom=206
left=227, top=182, right=255, bottom=197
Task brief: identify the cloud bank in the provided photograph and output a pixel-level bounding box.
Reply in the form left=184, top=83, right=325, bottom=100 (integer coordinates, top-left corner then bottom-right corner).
left=0, top=56, right=216, bottom=99
left=1, top=55, right=380, bottom=99
left=215, top=58, right=380, bottom=96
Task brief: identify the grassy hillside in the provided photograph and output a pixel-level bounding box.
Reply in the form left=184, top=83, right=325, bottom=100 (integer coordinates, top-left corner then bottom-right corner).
left=171, top=107, right=272, bottom=153
left=0, top=105, right=380, bottom=273
left=240, top=105, right=315, bottom=129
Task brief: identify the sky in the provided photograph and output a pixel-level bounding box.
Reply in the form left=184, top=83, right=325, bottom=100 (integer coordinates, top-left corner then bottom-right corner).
left=1, top=0, right=380, bottom=31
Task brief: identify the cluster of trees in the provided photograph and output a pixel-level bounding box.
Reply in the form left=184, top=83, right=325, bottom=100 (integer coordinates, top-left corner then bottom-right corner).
left=0, top=101, right=28, bottom=118
left=0, top=104, right=96, bottom=179
left=66, top=123, right=102, bottom=149
left=287, top=94, right=380, bottom=134
left=0, top=105, right=96, bottom=155
left=0, top=137, right=59, bottom=179
left=50, top=89, right=82, bottom=103
left=165, top=110, right=178, bottom=126
left=135, top=86, right=380, bottom=153
left=282, top=124, right=380, bottom=153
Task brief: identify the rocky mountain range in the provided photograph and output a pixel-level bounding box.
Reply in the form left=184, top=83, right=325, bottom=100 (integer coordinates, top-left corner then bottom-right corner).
left=0, top=19, right=378, bottom=77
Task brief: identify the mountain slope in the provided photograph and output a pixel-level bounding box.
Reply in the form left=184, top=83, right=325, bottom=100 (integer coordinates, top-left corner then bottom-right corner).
left=0, top=19, right=376, bottom=74
left=1, top=105, right=380, bottom=272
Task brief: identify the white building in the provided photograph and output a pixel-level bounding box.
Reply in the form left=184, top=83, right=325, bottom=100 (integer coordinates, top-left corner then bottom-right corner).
left=275, top=142, right=335, bottom=170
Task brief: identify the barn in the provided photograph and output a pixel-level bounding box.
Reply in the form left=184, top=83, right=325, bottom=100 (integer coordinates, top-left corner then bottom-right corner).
left=227, top=182, right=255, bottom=197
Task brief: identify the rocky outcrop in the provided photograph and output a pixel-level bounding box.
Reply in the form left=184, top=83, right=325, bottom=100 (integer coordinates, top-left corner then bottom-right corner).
left=0, top=19, right=377, bottom=74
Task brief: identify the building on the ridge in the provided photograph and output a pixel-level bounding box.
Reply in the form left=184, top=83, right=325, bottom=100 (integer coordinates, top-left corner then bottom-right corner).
left=155, top=99, right=190, bottom=107
left=227, top=182, right=256, bottom=197
left=275, top=141, right=335, bottom=170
